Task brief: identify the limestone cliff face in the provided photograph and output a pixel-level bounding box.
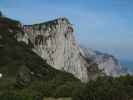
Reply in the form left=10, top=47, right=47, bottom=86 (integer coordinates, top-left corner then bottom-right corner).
left=16, top=18, right=90, bottom=82
left=16, top=17, right=122, bottom=82
left=81, top=47, right=123, bottom=76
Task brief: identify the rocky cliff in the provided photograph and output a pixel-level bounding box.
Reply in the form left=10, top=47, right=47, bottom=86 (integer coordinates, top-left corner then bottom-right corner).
left=0, top=15, right=84, bottom=98
left=16, top=17, right=91, bottom=82
left=16, top=17, right=122, bottom=82
left=81, top=47, right=123, bottom=76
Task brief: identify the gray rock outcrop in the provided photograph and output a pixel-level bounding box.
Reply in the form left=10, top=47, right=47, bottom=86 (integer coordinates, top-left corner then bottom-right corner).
left=16, top=17, right=91, bottom=82
left=81, top=47, right=123, bottom=76
left=16, top=17, right=122, bottom=82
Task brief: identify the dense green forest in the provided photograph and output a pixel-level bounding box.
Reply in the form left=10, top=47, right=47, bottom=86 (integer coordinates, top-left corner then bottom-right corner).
left=74, top=75, right=133, bottom=100
left=0, top=75, right=133, bottom=100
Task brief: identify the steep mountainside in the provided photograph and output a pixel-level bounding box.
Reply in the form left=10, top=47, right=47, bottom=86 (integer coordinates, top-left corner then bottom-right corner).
left=16, top=17, right=123, bottom=82
left=16, top=17, right=100, bottom=82
left=0, top=14, right=84, bottom=99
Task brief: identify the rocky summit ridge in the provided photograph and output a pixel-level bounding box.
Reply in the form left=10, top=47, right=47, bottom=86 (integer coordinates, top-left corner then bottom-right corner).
left=16, top=17, right=89, bottom=82
left=15, top=17, right=123, bottom=82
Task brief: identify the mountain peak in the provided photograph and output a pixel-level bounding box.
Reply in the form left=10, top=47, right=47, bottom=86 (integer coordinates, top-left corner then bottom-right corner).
left=16, top=16, right=122, bottom=82
left=24, top=17, right=71, bottom=28
left=55, top=17, right=71, bottom=24
left=17, top=17, right=101, bottom=82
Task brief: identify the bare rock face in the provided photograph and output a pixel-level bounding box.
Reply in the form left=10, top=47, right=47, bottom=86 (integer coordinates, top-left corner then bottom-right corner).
left=16, top=17, right=91, bottom=82
left=16, top=17, right=122, bottom=82
left=81, top=47, right=123, bottom=76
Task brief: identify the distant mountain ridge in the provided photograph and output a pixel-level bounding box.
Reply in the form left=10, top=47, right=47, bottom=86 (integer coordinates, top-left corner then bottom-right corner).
left=120, top=60, right=133, bottom=74
left=17, top=17, right=92, bottom=82
left=80, top=46, right=125, bottom=76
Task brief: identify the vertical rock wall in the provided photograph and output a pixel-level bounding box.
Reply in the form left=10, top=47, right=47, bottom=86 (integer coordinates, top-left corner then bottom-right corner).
left=16, top=17, right=123, bottom=82
left=17, top=18, right=89, bottom=82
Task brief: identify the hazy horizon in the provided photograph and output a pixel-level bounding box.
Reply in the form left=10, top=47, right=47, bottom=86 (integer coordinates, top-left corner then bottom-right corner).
left=0, top=0, right=133, bottom=61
